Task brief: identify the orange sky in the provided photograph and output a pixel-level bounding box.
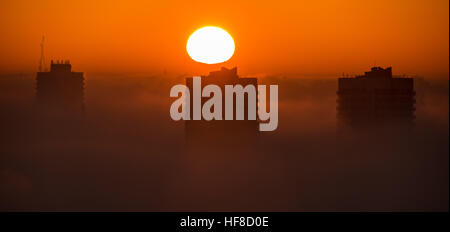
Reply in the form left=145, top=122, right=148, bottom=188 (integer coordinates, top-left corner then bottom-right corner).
left=0, top=0, right=448, bottom=78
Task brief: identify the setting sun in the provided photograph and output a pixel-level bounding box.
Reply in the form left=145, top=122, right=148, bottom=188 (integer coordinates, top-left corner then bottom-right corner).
left=186, top=26, right=235, bottom=64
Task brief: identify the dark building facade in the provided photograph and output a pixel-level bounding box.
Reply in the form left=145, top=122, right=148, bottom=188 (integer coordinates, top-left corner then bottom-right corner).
left=36, top=60, right=84, bottom=114
left=337, top=67, right=415, bottom=129
left=185, top=67, right=258, bottom=151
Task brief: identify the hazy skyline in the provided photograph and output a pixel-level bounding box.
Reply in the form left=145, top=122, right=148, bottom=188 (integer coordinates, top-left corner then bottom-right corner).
left=0, top=0, right=448, bottom=79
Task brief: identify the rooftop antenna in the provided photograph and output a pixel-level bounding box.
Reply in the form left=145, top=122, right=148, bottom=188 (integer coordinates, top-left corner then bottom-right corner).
left=39, top=36, right=46, bottom=72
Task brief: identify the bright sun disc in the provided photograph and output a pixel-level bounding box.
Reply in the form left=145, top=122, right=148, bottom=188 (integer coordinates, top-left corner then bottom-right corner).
left=187, top=26, right=235, bottom=64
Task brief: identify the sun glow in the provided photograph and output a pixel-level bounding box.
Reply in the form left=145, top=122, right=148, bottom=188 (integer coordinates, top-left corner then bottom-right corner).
left=186, top=26, right=235, bottom=64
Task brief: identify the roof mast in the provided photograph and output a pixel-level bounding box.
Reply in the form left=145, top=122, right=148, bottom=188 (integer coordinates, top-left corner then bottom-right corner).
left=38, top=36, right=46, bottom=72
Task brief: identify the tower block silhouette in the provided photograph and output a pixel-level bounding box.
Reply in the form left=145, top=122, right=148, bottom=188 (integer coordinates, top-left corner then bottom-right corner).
left=337, top=67, right=415, bottom=129
left=36, top=60, right=85, bottom=115
left=185, top=67, right=258, bottom=152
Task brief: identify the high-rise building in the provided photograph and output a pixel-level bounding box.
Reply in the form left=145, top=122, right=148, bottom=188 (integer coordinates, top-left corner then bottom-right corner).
left=185, top=67, right=258, bottom=151
left=36, top=60, right=84, bottom=114
left=337, top=67, right=415, bottom=129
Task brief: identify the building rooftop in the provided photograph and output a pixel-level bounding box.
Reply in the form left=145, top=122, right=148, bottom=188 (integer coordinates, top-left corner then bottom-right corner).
left=356, top=66, right=392, bottom=79
left=49, top=60, right=72, bottom=72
